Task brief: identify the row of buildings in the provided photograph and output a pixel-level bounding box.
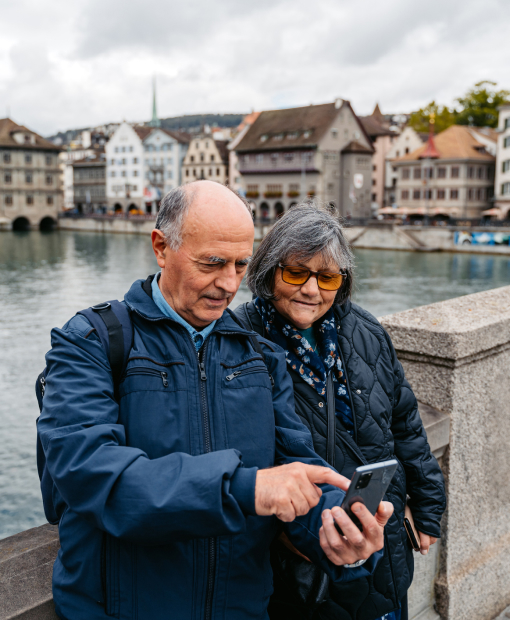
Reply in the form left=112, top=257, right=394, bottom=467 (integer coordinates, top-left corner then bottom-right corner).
left=2, top=95, right=510, bottom=230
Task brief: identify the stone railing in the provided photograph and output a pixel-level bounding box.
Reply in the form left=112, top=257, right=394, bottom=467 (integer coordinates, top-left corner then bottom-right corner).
left=2, top=286, right=510, bottom=619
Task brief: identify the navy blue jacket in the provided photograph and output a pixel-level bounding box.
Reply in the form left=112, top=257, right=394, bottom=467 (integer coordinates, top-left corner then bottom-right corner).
left=37, top=277, right=381, bottom=620
left=235, top=300, right=446, bottom=619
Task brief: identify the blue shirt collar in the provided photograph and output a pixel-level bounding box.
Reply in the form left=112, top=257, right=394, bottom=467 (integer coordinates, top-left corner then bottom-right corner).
left=151, top=273, right=216, bottom=350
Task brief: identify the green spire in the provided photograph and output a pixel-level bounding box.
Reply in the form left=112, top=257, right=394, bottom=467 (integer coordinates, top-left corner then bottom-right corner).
left=148, top=77, right=161, bottom=128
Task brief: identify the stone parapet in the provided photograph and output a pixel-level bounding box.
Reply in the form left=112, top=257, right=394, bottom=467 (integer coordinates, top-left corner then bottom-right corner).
left=381, top=285, right=510, bottom=620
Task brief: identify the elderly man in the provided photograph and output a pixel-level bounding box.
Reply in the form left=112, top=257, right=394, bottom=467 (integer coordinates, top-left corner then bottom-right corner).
left=38, top=181, right=392, bottom=620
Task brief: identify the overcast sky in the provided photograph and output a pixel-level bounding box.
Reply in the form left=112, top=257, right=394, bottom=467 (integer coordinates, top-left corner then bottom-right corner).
left=1, top=0, right=509, bottom=136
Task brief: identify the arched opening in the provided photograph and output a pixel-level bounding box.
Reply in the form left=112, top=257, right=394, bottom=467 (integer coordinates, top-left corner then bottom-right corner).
left=248, top=201, right=256, bottom=220
left=39, top=216, right=56, bottom=232
left=128, top=204, right=139, bottom=214
left=114, top=203, right=123, bottom=213
left=274, top=202, right=284, bottom=219
left=12, top=216, right=31, bottom=232
left=77, top=203, right=83, bottom=214
left=146, top=203, right=153, bottom=214
left=288, top=202, right=298, bottom=209
left=260, top=202, right=270, bottom=221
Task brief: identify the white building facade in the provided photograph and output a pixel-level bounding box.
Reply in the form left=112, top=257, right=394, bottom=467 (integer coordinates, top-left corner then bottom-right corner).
left=106, top=122, right=189, bottom=213
left=384, top=127, right=427, bottom=207
left=494, top=105, right=510, bottom=218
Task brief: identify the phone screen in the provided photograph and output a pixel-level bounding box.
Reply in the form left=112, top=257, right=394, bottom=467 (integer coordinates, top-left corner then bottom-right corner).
left=339, top=460, right=398, bottom=531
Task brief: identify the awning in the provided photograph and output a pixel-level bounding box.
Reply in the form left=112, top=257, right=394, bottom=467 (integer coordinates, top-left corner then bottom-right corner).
left=481, top=208, right=502, bottom=217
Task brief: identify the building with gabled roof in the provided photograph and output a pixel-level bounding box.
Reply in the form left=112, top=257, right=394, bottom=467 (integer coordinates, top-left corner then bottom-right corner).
left=392, top=124, right=496, bottom=219
left=181, top=133, right=230, bottom=186
left=234, top=99, right=374, bottom=219
left=0, top=118, right=61, bottom=230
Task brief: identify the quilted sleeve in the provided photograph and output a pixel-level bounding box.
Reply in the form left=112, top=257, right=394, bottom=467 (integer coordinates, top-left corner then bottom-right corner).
left=385, top=331, right=446, bottom=538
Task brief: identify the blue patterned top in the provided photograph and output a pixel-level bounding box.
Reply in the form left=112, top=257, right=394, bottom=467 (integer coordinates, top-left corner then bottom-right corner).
left=253, top=298, right=354, bottom=433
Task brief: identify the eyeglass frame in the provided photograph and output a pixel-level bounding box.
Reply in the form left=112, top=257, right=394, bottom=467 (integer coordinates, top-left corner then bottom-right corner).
left=277, top=263, right=346, bottom=291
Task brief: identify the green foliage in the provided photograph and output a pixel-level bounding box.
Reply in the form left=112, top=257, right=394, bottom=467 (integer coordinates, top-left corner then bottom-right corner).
left=455, top=81, right=510, bottom=128
left=408, top=81, right=510, bottom=132
left=408, top=101, right=458, bottom=133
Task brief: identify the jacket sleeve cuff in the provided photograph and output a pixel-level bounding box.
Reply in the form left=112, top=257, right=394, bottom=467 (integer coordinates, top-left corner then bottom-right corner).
left=230, top=466, right=258, bottom=516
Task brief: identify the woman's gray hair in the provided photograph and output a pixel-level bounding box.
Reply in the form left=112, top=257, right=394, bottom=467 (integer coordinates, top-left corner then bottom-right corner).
left=246, top=202, right=354, bottom=305
left=156, top=182, right=253, bottom=250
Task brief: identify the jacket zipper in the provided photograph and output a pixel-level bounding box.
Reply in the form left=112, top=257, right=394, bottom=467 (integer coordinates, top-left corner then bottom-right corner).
left=40, top=375, right=46, bottom=397
left=197, top=341, right=216, bottom=620
left=225, top=366, right=266, bottom=381
left=336, top=333, right=358, bottom=443
left=124, top=367, right=168, bottom=387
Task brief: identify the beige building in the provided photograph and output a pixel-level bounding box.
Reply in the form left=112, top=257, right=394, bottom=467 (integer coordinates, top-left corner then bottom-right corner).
left=0, top=118, right=61, bottom=230
left=182, top=135, right=229, bottom=185
left=359, top=105, right=399, bottom=211
left=72, top=154, right=106, bottom=213
left=234, top=99, right=374, bottom=220
left=384, top=126, right=427, bottom=207
left=494, top=104, right=510, bottom=218
left=393, top=125, right=496, bottom=220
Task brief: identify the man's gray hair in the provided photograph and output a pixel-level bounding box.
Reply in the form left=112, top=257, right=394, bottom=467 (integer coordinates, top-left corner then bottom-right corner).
left=155, top=182, right=253, bottom=250
left=246, top=202, right=354, bottom=304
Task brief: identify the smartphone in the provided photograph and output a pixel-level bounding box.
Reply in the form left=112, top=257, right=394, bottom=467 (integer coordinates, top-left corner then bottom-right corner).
left=339, top=460, right=398, bottom=532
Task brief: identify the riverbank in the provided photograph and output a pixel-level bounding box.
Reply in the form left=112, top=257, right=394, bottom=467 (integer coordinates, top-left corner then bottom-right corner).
left=56, top=216, right=510, bottom=255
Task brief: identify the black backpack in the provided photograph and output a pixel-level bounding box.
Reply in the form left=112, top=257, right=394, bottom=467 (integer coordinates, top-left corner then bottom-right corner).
left=35, top=301, right=133, bottom=524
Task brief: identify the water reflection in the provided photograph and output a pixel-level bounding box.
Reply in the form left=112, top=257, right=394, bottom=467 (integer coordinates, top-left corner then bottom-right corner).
left=0, top=231, right=509, bottom=539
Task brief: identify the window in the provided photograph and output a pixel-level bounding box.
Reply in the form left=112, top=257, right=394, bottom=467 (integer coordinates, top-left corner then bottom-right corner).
left=467, top=166, right=474, bottom=178
left=25, top=154, right=32, bottom=164
left=437, top=167, right=446, bottom=178
left=396, top=150, right=400, bottom=157
left=208, top=168, right=212, bottom=176
left=122, top=158, right=126, bottom=165
left=402, top=168, right=410, bottom=180
left=477, top=167, right=484, bottom=179
left=167, top=170, right=173, bottom=180
left=372, top=164, right=376, bottom=171
left=283, top=153, right=294, bottom=162
left=110, top=171, right=116, bottom=177
left=451, top=167, right=459, bottom=178
left=477, top=188, right=485, bottom=200
left=186, top=169, right=189, bottom=177
left=273, top=133, right=284, bottom=141
left=46, top=175, right=53, bottom=185
left=331, top=128, right=338, bottom=138
left=195, top=142, right=199, bottom=149
left=216, top=168, right=220, bottom=176
left=115, top=147, right=119, bottom=153
left=424, top=189, right=432, bottom=199
left=405, top=147, right=409, bottom=154
left=200, top=153, right=204, bottom=162
left=371, top=193, right=377, bottom=202
left=133, top=157, right=138, bottom=164
left=47, top=196, right=53, bottom=205
left=437, top=189, right=445, bottom=199
left=5, top=195, right=13, bottom=205
left=205, top=141, right=209, bottom=148
left=502, top=160, right=510, bottom=172
left=121, top=147, right=126, bottom=153
left=424, top=167, right=433, bottom=179
left=210, top=155, right=215, bottom=162
left=504, top=137, right=510, bottom=148
left=3, top=153, right=11, bottom=163
left=26, top=195, right=34, bottom=205
left=129, top=146, right=133, bottom=152
left=247, top=184, right=259, bottom=193
left=45, top=155, right=52, bottom=165
left=25, top=173, right=33, bottom=183
left=413, top=168, right=421, bottom=179
left=327, top=183, right=334, bottom=191
left=502, top=182, right=510, bottom=195
left=450, top=189, right=459, bottom=199
left=401, top=190, right=409, bottom=199
left=190, top=155, right=195, bottom=163
left=110, top=159, right=115, bottom=165
left=413, top=189, right=420, bottom=200
left=289, top=183, right=299, bottom=192
left=372, top=179, right=376, bottom=186
left=256, top=154, right=264, bottom=163
left=270, top=153, right=278, bottom=162
left=4, top=173, right=11, bottom=183
left=133, top=170, right=138, bottom=177
left=287, top=132, right=299, bottom=140
left=193, top=169, right=196, bottom=177
left=121, top=170, right=126, bottom=177
left=468, top=188, right=474, bottom=200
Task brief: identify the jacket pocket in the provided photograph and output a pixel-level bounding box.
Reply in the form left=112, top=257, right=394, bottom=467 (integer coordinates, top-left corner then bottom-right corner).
left=101, top=533, right=121, bottom=618
left=124, top=366, right=169, bottom=387
left=225, top=366, right=267, bottom=382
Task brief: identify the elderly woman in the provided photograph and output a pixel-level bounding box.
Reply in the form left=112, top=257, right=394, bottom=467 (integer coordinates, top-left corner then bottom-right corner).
left=234, top=203, right=446, bottom=620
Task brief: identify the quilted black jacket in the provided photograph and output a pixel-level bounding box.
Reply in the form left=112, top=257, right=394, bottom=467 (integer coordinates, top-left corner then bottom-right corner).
left=235, top=299, right=446, bottom=620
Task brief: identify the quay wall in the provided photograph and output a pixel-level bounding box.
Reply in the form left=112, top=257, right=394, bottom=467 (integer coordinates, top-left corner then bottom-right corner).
left=56, top=217, right=510, bottom=254
left=2, top=287, right=510, bottom=619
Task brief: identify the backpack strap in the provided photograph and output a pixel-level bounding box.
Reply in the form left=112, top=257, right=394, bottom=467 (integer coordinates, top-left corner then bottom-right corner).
left=78, top=300, right=133, bottom=391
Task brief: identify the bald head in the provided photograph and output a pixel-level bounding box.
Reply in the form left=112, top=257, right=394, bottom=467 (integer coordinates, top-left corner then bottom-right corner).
left=156, top=181, right=253, bottom=250
left=152, top=181, right=255, bottom=328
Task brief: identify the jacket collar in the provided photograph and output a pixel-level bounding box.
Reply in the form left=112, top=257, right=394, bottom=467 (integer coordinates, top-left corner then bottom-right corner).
left=334, top=298, right=352, bottom=321
left=124, top=275, right=254, bottom=335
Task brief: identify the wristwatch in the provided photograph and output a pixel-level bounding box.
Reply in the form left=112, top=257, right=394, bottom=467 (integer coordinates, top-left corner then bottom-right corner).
left=343, top=558, right=367, bottom=568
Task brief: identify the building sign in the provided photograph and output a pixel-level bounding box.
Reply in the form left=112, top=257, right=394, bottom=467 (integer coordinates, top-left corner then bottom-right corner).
left=353, top=173, right=363, bottom=189
left=144, top=186, right=161, bottom=201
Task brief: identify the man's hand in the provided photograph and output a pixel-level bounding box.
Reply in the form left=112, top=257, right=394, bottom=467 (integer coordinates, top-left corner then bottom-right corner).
left=417, top=532, right=437, bottom=555
left=319, top=501, right=394, bottom=566
left=255, top=463, right=350, bottom=522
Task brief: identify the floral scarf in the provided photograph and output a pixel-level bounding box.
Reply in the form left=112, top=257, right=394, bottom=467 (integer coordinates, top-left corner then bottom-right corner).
left=253, top=297, right=354, bottom=433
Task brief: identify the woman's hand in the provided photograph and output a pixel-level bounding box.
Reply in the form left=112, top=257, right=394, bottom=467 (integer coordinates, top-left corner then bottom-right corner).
left=319, top=501, right=394, bottom=566
left=417, top=532, right=437, bottom=555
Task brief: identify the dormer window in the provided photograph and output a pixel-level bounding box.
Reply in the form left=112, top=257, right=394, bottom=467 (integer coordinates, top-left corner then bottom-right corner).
left=13, top=131, right=35, bottom=145
left=303, top=130, right=311, bottom=139
left=331, top=128, right=338, bottom=138
left=273, top=134, right=284, bottom=141
left=260, top=134, right=268, bottom=143
left=287, top=132, right=299, bottom=140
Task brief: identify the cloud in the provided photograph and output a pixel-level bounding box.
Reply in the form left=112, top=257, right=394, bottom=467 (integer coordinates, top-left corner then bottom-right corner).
left=0, top=0, right=509, bottom=135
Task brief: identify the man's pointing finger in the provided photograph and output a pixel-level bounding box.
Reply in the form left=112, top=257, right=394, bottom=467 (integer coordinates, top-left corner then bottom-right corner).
left=303, top=465, right=350, bottom=491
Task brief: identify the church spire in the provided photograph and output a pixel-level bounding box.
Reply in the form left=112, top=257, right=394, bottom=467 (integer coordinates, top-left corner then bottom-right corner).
left=148, top=77, right=161, bottom=128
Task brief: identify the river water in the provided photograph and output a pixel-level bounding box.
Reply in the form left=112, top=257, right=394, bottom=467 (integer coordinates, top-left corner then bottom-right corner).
left=1, top=230, right=509, bottom=539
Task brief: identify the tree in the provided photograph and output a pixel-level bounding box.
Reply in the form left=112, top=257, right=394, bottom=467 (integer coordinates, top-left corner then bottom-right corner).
left=408, top=101, right=458, bottom=133
left=455, top=81, right=510, bottom=128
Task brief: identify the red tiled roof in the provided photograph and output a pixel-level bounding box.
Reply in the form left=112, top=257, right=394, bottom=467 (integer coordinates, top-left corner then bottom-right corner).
left=0, top=118, right=60, bottom=151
